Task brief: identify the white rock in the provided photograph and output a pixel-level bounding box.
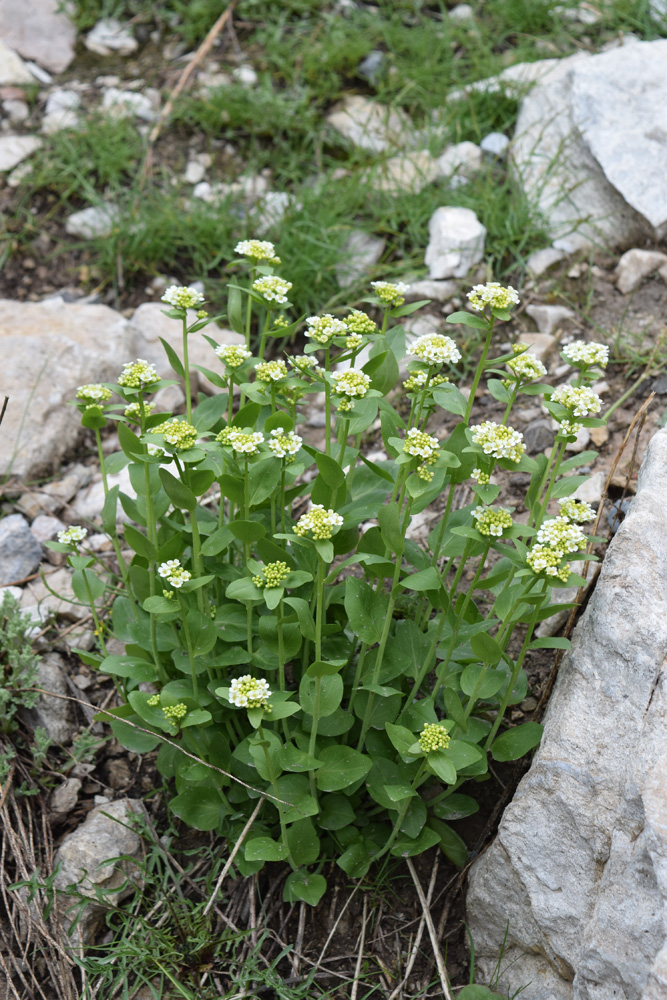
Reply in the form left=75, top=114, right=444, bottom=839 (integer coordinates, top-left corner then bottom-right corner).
left=364, top=149, right=438, bottom=195
left=572, top=469, right=605, bottom=505
left=0, top=297, right=134, bottom=479
left=0, top=134, right=41, bottom=172
left=448, top=3, right=475, bottom=20
left=326, top=95, right=414, bottom=153
left=614, top=248, right=667, bottom=294
left=405, top=279, right=457, bottom=303
left=336, top=230, right=386, bottom=288
left=232, top=64, right=258, bottom=86
left=50, top=777, right=82, bottom=817
left=22, top=653, right=75, bottom=743
left=517, top=331, right=558, bottom=364
left=424, top=206, right=486, bottom=279
left=24, top=61, right=51, bottom=85
left=526, top=303, right=575, bottom=337
left=128, top=301, right=245, bottom=393
left=54, top=799, right=143, bottom=944
left=45, top=89, right=80, bottom=116
left=650, top=0, right=667, bottom=16
left=255, top=190, right=293, bottom=233
left=0, top=41, right=33, bottom=85
left=526, top=246, right=567, bottom=276
left=467, top=428, right=667, bottom=999
left=0, top=0, right=76, bottom=74
left=554, top=2, right=602, bottom=23
left=564, top=425, right=591, bottom=453
left=85, top=18, right=138, bottom=57
left=41, top=109, right=80, bottom=134
left=184, top=160, right=206, bottom=184
left=65, top=203, right=119, bottom=239
left=101, top=87, right=158, bottom=122
left=435, top=141, right=482, bottom=180
left=73, top=467, right=135, bottom=523
left=480, top=131, right=510, bottom=157
left=2, top=98, right=29, bottom=122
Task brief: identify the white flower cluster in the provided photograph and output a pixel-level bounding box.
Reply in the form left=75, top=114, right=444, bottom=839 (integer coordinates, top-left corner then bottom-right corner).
left=161, top=285, right=205, bottom=310
left=294, top=505, right=344, bottom=540
left=557, top=498, right=596, bottom=523
left=215, top=344, right=252, bottom=368
left=255, top=360, right=289, bottom=382
left=217, top=428, right=265, bottom=455
left=124, top=400, right=155, bottom=422
left=551, top=384, right=602, bottom=418
left=467, top=282, right=520, bottom=313
left=470, top=421, right=525, bottom=464
left=77, top=384, right=112, bottom=404
left=370, top=280, right=409, bottom=306
left=471, top=467, right=490, bottom=485
left=252, top=275, right=292, bottom=304
left=403, top=427, right=440, bottom=460
left=229, top=675, right=272, bottom=709
left=527, top=503, right=591, bottom=583
left=118, top=359, right=159, bottom=389
left=235, top=239, right=280, bottom=264
left=536, top=517, right=587, bottom=553
left=289, top=354, right=321, bottom=373
left=158, top=559, right=191, bottom=588
left=506, top=346, right=547, bottom=382
left=472, top=506, right=513, bottom=537
left=305, top=314, right=348, bottom=345
left=268, top=428, right=302, bottom=460
left=562, top=340, right=609, bottom=368
left=332, top=369, right=371, bottom=397
left=57, top=525, right=87, bottom=546
left=408, top=334, right=461, bottom=367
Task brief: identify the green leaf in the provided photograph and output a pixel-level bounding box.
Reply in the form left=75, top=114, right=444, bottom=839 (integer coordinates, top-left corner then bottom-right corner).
left=143, top=595, right=179, bottom=615
left=320, top=794, right=355, bottom=831
left=446, top=310, right=489, bottom=330
left=227, top=285, right=245, bottom=335
left=299, top=673, right=343, bottom=718
left=279, top=745, right=322, bottom=773
left=71, top=568, right=105, bottom=604
left=225, top=577, right=263, bottom=602
left=337, top=842, right=371, bottom=878
left=101, top=484, right=120, bottom=537
left=159, top=336, right=185, bottom=377
left=469, top=631, right=504, bottom=666
left=118, top=421, right=143, bottom=457
left=529, top=636, right=572, bottom=650
left=491, top=722, right=544, bottom=761
left=458, top=986, right=505, bottom=999
left=286, top=819, right=320, bottom=866
left=363, top=349, right=399, bottom=395
left=378, top=502, right=405, bottom=556
left=283, top=870, right=327, bottom=906
left=306, top=659, right=345, bottom=677
left=169, top=788, right=224, bottom=831
left=445, top=740, right=484, bottom=771
left=344, top=577, right=388, bottom=645
left=390, top=826, right=441, bottom=857
left=386, top=722, right=418, bottom=756
left=264, top=410, right=294, bottom=434
left=283, top=597, right=316, bottom=641
left=432, top=794, right=479, bottom=821
left=228, top=519, right=266, bottom=543
left=400, top=566, right=441, bottom=592
left=98, top=655, right=156, bottom=683
left=427, top=750, right=457, bottom=784
left=460, top=665, right=505, bottom=699
left=159, top=469, right=196, bottom=511
left=232, top=401, right=261, bottom=428
left=201, top=526, right=233, bottom=556
left=245, top=837, right=289, bottom=861
left=219, top=474, right=244, bottom=507
left=551, top=475, right=590, bottom=499
left=486, top=378, right=512, bottom=404
left=432, top=384, right=468, bottom=416
left=429, top=819, right=468, bottom=867
left=189, top=469, right=216, bottom=496
left=81, top=405, right=107, bottom=430
left=124, top=524, right=156, bottom=561
left=443, top=689, right=467, bottom=729
left=315, top=746, right=372, bottom=792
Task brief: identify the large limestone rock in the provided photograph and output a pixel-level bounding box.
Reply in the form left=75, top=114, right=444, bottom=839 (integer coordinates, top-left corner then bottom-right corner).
left=466, top=427, right=667, bottom=999
left=510, top=39, right=667, bottom=251
left=326, top=95, right=414, bottom=153
left=0, top=39, right=34, bottom=84
left=0, top=0, right=77, bottom=74
left=0, top=297, right=134, bottom=479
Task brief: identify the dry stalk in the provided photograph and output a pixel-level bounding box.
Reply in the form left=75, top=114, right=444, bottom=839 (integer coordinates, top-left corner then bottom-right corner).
left=388, top=856, right=440, bottom=1000
left=203, top=796, right=265, bottom=918
left=406, top=859, right=453, bottom=1000
left=350, top=895, right=369, bottom=1000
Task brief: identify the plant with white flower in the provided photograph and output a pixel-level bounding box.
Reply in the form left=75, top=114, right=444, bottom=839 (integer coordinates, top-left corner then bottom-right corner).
left=153, top=419, right=198, bottom=451
left=161, top=285, right=205, bottom=310
left=403, top=370, right=449, bottom=394
left=407, top=334, right=461, bottom=367
left=57, top=525, right=88, bottom=547
left=252, top=275, right=292, bottom=304
left=526, top=544, right=572, bottom=583
left=147, top=443, right=164, bottom=458
left=252, top=562, right=290, bottom=589
left=467, top=282, right=520, bottom=313
left=305, top=314, right=348, bottom=345
left=289, top=354, right=321, bottom=375
left=235, top=239, right=281, bottom=265
left=506, top=345, right=547, bottom=383
left=403, top=427, right=440, bottom=462
left=346, top=310, right=377, bottom=335
left=419, top=723, right=450, bottom=754
left=557, top=498, right=596, bottom=523
left=551, top=384, right=602, bottom=418
left=470, top=421, right=525, bottom=464
left=255, top=360, right=289, bottom=382
left=471, top=468, right=490, bottom=485
left=124, top=401, right=155, bottom=423
left=215, top=344, right=252, bottom=368
left=229, top=675, right=272, bottom=709
left=158, top=559, right=192, bottom=588
left=268, top=428, right=302, bottom=461
left=370, top=280, right=409, bottom=307
left=216, top=427, right=264, bottom=455
left=294, top=505, right=344, bottom=541
left=332, top=369, right=371, bottom=411
left=536, top=517, right=587, bottom=554
left=562, top=340, right=609, bottom=369
left=472, top=506, right=513, bottom=537
left=77, top=384, right=112, bottom=405
left=559, top=419, right=583, bottom=437
left=118, top=359, right=160, bottom=389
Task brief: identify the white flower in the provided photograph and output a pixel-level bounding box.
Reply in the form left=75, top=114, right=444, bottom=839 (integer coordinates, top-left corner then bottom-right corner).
left=252, top=275, right=292, bottom=304
left=551, top=385, right=602, bottom=418
left=506, top=346, right=547, bottom=382
left=161, top=285, right=205, bottom=310
left=467, top=282, right=520, bottom=312
left=305, top=314, right=348, bottom=345
left=215, top=344, right=252, bottom=368
left=557, top=498, right=596, bottom=523
left=470, top=421, right=525, bottom=464
left=370, top=280, right=409, bottom=306
left=57, top=525, right=87, bottom=546
left=536, top=517, right=587, bottom=554
left=235, top=240, right=280, bottom=264
left=157, top=558, right=191, bottom=588
left=562, top=340, right=609, bottom=368
left=408, top=334, right=461, bottom=366
left=403, top=427, right=440, bottom=460
left=229, top=674, right=272, bottom=708
left=118, top=359, right=159, bottom=389
left=332, top=369, right=371, bottom=398
left=268, top=428, right=302, bottom=460
left=471, top=506, right=513, bottom=537
left=294, top=504, right=343, bottom=540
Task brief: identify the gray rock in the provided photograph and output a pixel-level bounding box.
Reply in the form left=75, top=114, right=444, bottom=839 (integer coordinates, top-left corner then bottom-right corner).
left=44, top=89, right=80, bottom=116
left=405, top=279, right=457, bottom=303
left=480, top=131, right=510, bottom=158
left=41, top=109, right=79, bottom=135
left=526, top=303, right=575, bottom=337
left=435, top=141, right=482, bottom=182
left=30, top=514, right=66, bottom=546
left=650, top=0, right=667, bottom=17
left=363, top=149, right=438, bottom=196
left=22, top=652, right=75, bottom=743
left=526, top=246, right=567, bottom=276
left=326, top=95, right=414, bottom=153
left=20, top=566, right=89, bottom=626
left=101, top=87, right=158, bottom=122
left=0, top=40, right=33, bottom=85
left=517, top=331, right=558, bottom=364
left=448, top=3, right=475, bottom=20
left=50, top=777, right=82, bottom=819
left=523, top=418, right=554, bottom=455
left=0, top=297, right=134, bottom=479
left=572, top=469, right=605, bottom=506
left=54, top=799, right=143, bottom=945
left=564, top=425, right=591, bottom=454
left=65, top=203, right=120, bottom=239
left=2, top=98, right=29, bottom=122
left=255, top=190, right=293, bottom=233
left=614, top=248, right=667, bottom=294
left=84, top=18, right=138, bottom=57
left=0, top=134, right=41, bottom=171
left=184, top=159, right=206, bottom=184
left=467, top=427, right=667, bottom=1000
left=72, top=467, right=134, bottom=523
left=231, top=64, right=258, bottom=86
left=424, top=206, right=486, bottom=279
left=0, top=514, right=42, bottom=585
left=358, top=49, right=385, bottom=84
left=0, top=0, right=76, bottom=74
left=336, top=229, right=386, bottom=288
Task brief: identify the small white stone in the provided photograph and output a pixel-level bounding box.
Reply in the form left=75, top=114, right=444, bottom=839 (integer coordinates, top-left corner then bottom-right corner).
left=335, top=230, right=386, bottom=288
left=564, top=426, right=591, bottom=453
left=45, top=89, right=80, bottom=116
left=0, top=135, right=42, bottom=172
left=614, top=248, right=667, bottom=294
left=425, top=206, right=486, bottom=279
left=101, top=87, right=157, bottom=122
left=526, top=303, right=575, bottom=337
left=85, top=18, right=138, bottom=57
left=255, top=191, right=293, bottom=234
left=0, top=41, right=34, bottom=85
left=405, top=279, right=457, bottom=303
left=41, top=109, right=79, bottom=134
left=435, top=141, right=482, bottom=180
left=184, top=160, right=206, bottom=184
left=65, top=203, right=120, bottom=240
left=448, top=3, right=475, bottom=20
left=480, top=132, right=510, bottom=158
left=2, top=99, right=29, bottom=123
left=232, top=64, right=258, bottom=86
left=526, top=247, right=567, bottom=276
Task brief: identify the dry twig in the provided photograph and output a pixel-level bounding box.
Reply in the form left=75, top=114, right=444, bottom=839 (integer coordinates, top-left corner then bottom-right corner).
left=406, top=859, right=453, bottom=1000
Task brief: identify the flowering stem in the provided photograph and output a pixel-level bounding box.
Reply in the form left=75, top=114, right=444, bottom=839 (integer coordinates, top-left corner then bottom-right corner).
left=94, top=428, right=108, bottom=495
left=243, top=459, right=253, bottom=656
left=258, top=310, right=271, bottom=361
left=277, top=599, right=285, bottom=692
left=179, top=595, right=199, bottom=701
left=376, top=759, right=428, bottom=860
left=463, top=319, right=494, bottom=425
left=324, top=347, right=332, bottom=456
left=261, top=740, right=294, bottom=868
left=82, top=572, right=107, bottom=657
left=182, top=315, right=192, bottom=423
left=280, top=466, right=286, bottom=534
left=347, top=641, right=369, bottom=716
left=535, top=440, right=566, bottom=529
left=429, top=482, right=454, bottom=565
left=315, top=553, right=325, bottom=663
left=414, top=368, right=434, bottom=429
left=245, top=269, right=254, bottom=352
left=337, top=418, right=350, bottom=466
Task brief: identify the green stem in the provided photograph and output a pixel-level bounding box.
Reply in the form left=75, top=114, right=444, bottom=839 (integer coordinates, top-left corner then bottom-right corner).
left=315, top=553, right=325, bottom=663
left=357, top=553, right=403, bottom=751
left=94, top=428, right=108, bottom=495
left=182, top=315, right=192, bottom=423
left=463, top=319, right=494, bottom=425
left=179, top=596, right=199, bottom=701
left=258, top=309, right=271, bottom=361
left=535, top=440, right=566, bottom=529
left=82, top=572, right=107, bottom=657
left=337, top=418, right=350, bottom=467
left=429, top=482, right=454, bottom=565
left=347, top=641, right=369, bottom=716
left=324, top=346, right=332, bottom=456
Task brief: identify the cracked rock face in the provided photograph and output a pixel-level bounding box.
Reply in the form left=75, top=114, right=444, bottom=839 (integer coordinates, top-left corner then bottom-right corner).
left=466, top=427, right=667, bottom=1000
